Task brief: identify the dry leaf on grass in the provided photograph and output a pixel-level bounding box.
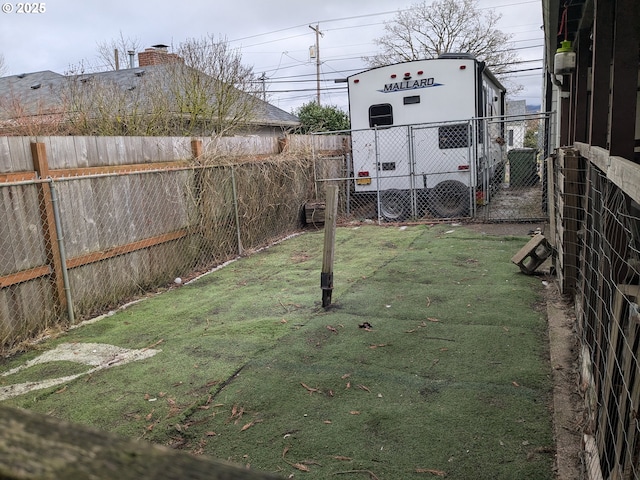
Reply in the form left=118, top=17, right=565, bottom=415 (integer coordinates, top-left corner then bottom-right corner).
left=349, top=411, right=360, bottom=415
left=369, top=343, right=388, bottom=349
left=327, top=325, right=338, bottom=334
left=291, top=463, right=310, bottom=472
left=427, top=317, right=440, bottom=323
left=229, top=404, right=245, bottom=424
left=415, top=468, right=447, bottom=476
left=333, top=455, right=352, bottom=461
left=241, top=419, right=263, bottom=431
left=357, top=384, right=371, bottom=392
left=301, top=382, right=322, bottom=394
left=512, top=381, right=520, bottom=387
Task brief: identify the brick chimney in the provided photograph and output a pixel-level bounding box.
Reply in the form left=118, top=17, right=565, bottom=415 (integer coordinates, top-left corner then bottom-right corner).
left=138, top=45, right=183, bottom=67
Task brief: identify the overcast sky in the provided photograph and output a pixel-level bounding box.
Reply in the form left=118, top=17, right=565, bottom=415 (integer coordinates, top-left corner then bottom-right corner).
left=0, top=0, right=545, bottom=113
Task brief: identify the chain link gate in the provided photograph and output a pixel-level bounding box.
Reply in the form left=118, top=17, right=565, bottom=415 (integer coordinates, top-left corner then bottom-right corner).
left=313, top=112, right=554, bottom=224
left=478, top=112, right=554, bottom=223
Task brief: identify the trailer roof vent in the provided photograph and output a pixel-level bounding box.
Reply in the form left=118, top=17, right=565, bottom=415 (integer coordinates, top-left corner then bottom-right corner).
left=438, top=52, right=476, bottom=60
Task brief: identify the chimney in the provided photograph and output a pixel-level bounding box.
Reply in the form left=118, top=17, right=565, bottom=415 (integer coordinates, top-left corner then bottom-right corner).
left=138, top=44, right=183, bottom=67
left=128, top=50, right=135, bottom=69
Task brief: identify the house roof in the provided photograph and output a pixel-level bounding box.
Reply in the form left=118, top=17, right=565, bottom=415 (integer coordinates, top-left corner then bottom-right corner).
left=0, top=66, right=300, bottom=128
left=0, top=70, right=66, bottom=118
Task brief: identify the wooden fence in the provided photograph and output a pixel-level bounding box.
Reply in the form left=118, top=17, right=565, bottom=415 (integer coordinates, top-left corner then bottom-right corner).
left=0, top=134, right=348, bottom=351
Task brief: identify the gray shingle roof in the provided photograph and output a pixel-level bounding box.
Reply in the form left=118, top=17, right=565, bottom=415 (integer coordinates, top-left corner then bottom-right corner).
left=0, top=66, right=300, bottom=127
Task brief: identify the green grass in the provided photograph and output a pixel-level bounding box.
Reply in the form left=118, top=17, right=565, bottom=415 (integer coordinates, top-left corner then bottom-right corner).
left=0, top=224, right=553, bottom=479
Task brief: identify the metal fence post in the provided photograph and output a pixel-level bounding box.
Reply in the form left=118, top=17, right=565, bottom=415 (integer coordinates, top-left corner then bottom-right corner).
left=49, top=180, right=75, bottom=324
left=230, top=166, right=243, bottom=256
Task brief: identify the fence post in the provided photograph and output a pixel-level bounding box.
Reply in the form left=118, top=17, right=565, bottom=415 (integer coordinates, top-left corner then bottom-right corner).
left=230, top=166, right=244, bottom=256
left=30, top=142, right=68, bottom=317
left=49, top=181, right=75, bottom=324
left=191, top=139, right=203, bottom=161
left=321, top=185, right=338, bottom=308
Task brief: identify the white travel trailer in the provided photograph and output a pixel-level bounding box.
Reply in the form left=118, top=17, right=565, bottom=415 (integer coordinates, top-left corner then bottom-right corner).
left=347, top=54, right=506, bottom=219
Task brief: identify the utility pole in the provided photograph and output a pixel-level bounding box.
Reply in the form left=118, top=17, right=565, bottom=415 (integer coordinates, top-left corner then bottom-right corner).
left=258, top=72, right=267, bottom=101
left=309, top=24, right=323, bottom=105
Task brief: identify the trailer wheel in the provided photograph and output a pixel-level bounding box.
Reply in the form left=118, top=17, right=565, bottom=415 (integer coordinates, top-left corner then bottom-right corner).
left=430, top=180, right=470, bottom=218
left=379, top=189, right=409, bottom=222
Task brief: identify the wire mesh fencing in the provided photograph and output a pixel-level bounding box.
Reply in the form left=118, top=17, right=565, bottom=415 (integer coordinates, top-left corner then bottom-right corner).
left=549, top=147, right=640, bottom=479
left=312, top=112, right=553, bottom=224
left=0, top=157, right=314, bottom=352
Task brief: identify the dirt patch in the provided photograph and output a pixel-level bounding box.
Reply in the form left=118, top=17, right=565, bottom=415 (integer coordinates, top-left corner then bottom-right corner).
left=0, top=343, right=161, bottom=401
left=545, top=282, right=584, bottom=479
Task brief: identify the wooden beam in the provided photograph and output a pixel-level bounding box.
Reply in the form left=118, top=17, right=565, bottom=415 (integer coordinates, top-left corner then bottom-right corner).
left=589, top=0, right=613, bottom=149
left=571, top=29, right=591, bottom=144
left=191, top=139, right=203, bottom=162
left=0, top=172, right=37, bottom=183
left=50, top=161, right=189, bottom=178
left=321, top=185, right=338, bottom=308
left=30, top=142, right=67, bottom=313
left=66, top=229, right=189, bottom=269
left=0, top=405, right=279, bottom=480
left=0, top=230, right=190, bottom=289
left=608, top=0, right=639, bottom=161
left=0, top=266, right=51, bottom=289
left=574, top=142, right=640, bottom=205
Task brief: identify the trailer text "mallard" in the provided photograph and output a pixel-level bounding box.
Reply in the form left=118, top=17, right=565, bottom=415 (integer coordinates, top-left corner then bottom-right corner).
left=381, top=78, right=441, bottom=93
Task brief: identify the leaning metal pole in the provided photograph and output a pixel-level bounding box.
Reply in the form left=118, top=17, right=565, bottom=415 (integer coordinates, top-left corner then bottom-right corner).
left=49, top=179, right=75, bottom=325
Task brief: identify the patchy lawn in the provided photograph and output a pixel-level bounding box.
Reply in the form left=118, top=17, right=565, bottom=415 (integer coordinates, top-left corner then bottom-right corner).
left=0, top=224, right=554, bottom=479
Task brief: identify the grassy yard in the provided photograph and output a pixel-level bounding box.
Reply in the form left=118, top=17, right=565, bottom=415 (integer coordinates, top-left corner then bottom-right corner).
left=0, top=224, right=553, bottom=479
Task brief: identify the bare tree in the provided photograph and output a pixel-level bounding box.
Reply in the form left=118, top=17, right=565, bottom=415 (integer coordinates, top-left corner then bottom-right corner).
left=60, top=35, right=260, bottom=137
left=96, top=32, right=143, bottom=70
left=166, top=35, right=261, bottom=136
left=364, top=0, right=519, bottom=74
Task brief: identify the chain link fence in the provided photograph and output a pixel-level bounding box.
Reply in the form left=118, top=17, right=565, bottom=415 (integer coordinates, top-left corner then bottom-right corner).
left=0, top=146, right=314, bottom=352
left=553, top=150, right=640, bottom=479
left=313, top=112, right=553, bottom=224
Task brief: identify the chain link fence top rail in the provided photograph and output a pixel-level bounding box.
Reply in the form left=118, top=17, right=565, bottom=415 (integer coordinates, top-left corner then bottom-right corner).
left=312, top=112, right=554, bottom=224
left=0, top=135, right=337, bottom=352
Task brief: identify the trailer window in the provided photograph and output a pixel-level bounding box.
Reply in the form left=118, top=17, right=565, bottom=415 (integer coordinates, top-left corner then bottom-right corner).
left=369, top=104, right=393, bottom=127
left=439, top=124, right=470, bottom=149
